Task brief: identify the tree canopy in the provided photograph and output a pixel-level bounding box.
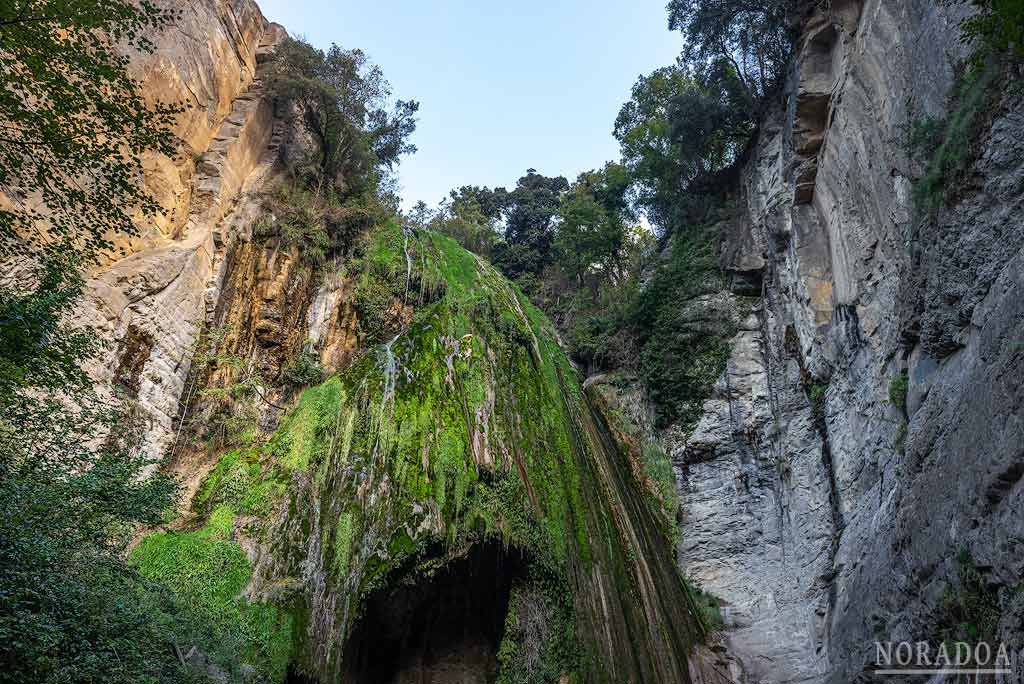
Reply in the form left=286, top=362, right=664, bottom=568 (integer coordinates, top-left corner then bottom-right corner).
left=666, top=0, right=797, bottom=103
left=268, top=37, right=418, bottom=197
left=490, top=169, right=569, bottom=281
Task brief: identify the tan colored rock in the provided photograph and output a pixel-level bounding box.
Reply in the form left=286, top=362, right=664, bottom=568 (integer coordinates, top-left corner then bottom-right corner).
left=75, top=0, right=286, bottom=464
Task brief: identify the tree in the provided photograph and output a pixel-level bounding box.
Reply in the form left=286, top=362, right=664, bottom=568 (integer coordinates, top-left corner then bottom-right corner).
left=614, top=61, right=753, bottom=232
left=268, top=37, right=418, bottom=197
left=406, top=200, right=435, bottom=229
left=429, top=193, right=499, bottom=259
left=491, top=169, right=569, bottom=281
left=666, top=0, right=798, bottom=104
left=614, top=64, right=693, bottom=230
left=555, top=163, right=632, bottom=287
left=447, top=184, right=506, bottom=222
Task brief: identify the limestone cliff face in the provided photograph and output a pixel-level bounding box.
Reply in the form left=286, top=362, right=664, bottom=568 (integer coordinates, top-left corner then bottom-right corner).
left=76, top=0, right=285, bottom=464
left=674, top=1, right=1024, bottom=682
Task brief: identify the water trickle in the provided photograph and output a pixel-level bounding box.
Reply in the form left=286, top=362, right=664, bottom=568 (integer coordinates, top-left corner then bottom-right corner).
left=378, top=333, right=401, bottom=418
left=401, top=224, right=414, bottom=306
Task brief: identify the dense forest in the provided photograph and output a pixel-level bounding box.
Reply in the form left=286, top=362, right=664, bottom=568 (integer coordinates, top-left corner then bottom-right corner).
left=2, top=0, right=1023, bottom=681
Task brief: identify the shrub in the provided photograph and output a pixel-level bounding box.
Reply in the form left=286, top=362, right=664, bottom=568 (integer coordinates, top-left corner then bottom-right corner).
left=910, top=60, right=1001, bottom=213
left=686, top=581, right=725, bottom=633
left=889, top=371, right=909, bottom=414
left=936, top=548, right=1001, bottom=644
left=282, top=349, right=325, bottom=388
left=809, top=382, right=828, bottom=425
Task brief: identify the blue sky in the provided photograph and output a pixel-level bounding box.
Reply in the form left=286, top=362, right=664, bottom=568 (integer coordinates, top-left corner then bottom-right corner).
left=257, top=0, right=682, bottom=210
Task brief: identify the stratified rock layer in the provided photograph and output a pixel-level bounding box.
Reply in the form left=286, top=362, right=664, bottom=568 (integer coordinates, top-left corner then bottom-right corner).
left=674, top=1, right=1024, bottom=682
left=77, top=0, right=283, bottom=463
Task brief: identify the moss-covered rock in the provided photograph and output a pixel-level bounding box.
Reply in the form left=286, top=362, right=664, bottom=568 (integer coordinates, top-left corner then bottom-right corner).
left=146, top=222, right=705, bottom=683
left=131, top=507, right=294, bottom=682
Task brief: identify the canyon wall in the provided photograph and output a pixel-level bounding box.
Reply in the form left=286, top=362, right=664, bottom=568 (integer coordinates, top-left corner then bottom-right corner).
left=74, top=3, right=735, bottom=682
left=674, top=0, right=1024, bottom=681
left=77, top=0, right=285, bottom=463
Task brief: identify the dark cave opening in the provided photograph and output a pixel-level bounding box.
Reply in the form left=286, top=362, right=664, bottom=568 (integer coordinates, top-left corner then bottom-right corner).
left=341, top=541, right=528, bottom=684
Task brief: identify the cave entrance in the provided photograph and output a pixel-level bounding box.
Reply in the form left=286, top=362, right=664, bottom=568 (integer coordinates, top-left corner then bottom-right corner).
left=342, top=541, right=527, bottom=684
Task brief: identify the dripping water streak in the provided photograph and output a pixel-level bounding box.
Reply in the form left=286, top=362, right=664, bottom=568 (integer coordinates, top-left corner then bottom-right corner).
left=379, top=333, right=400, bottom=419
left=402, top=224, right=413, bottom=306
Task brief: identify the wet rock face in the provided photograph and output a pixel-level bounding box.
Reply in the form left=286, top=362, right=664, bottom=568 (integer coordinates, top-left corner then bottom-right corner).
left=676, top=0, right=1024, bottom=682
left=245, top=227, right=704, bottom=683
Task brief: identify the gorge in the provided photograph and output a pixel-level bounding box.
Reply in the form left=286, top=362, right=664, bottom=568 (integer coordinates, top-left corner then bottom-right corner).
left=1, top=0, right=1023, bottom=683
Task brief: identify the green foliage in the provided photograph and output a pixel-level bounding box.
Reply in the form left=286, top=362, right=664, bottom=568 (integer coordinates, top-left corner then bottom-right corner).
left=193, top=449, right=286, bottom=518
left=960, top=0, right=1024, bottom=59
left=426, top=191, right=500, bottom=259
left=909, top=59, right=1001, bottom=212
left=666, top=0, right=796, bottom=104
left=937, top=548, right=1001, bottom=644
left=888, top=370, right=910, bottom=452
left=348, top=221, right=412, bottom=342
left=483, top=170, right=570, bottom=282
left=614, top=63, right=753, bottom=231
left=0, top=0, right=180, bottom=268
left=889, top=371, right=909, bottom=414
left=687, top=581, right=725, bottom=633
left=267, top=37, right=417, bottom=196
left=132, top=508, right=294, bottom=682
left=269, top=374, right=346, bottom=471
left=634, top=226, right=734, bottom=428
left=258, top=183, right=332, bottom=265
left=282, top=349, right=326, bottom=389
left=642, top=442, right=680, bottom=523
left=496, top=580, right=578, bottom=684
left=0, top=551, right=208, bottom=684
left=809, top=382, right=829, bottom=425
left=555, top=163, right=631, bottom=284
left=0, top=259, right=95, bottom=404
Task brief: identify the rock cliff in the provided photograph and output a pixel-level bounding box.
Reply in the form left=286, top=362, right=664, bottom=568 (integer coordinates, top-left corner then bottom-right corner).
left=75, top=2, right=731, bottom=682
left=671, top=1, right=1024, bottom=682
left=78, top=0, right=284, bottom=464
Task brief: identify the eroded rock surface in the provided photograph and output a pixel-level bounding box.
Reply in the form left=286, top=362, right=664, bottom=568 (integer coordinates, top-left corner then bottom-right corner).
left=76, top=0, right=284, bottom=463
left=675, top=1, right=1024, bottom=682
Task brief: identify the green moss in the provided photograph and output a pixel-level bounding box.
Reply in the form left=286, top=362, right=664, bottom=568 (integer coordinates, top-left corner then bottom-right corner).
left=251, top=223, right=701, bottom=682
left=333, top=512, right=355, bottom=575
left=131, top=507, right=294, bottom=681
left=193, top=448, right=286, bottom=517
left=269, top=375, right=345, bottom=471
